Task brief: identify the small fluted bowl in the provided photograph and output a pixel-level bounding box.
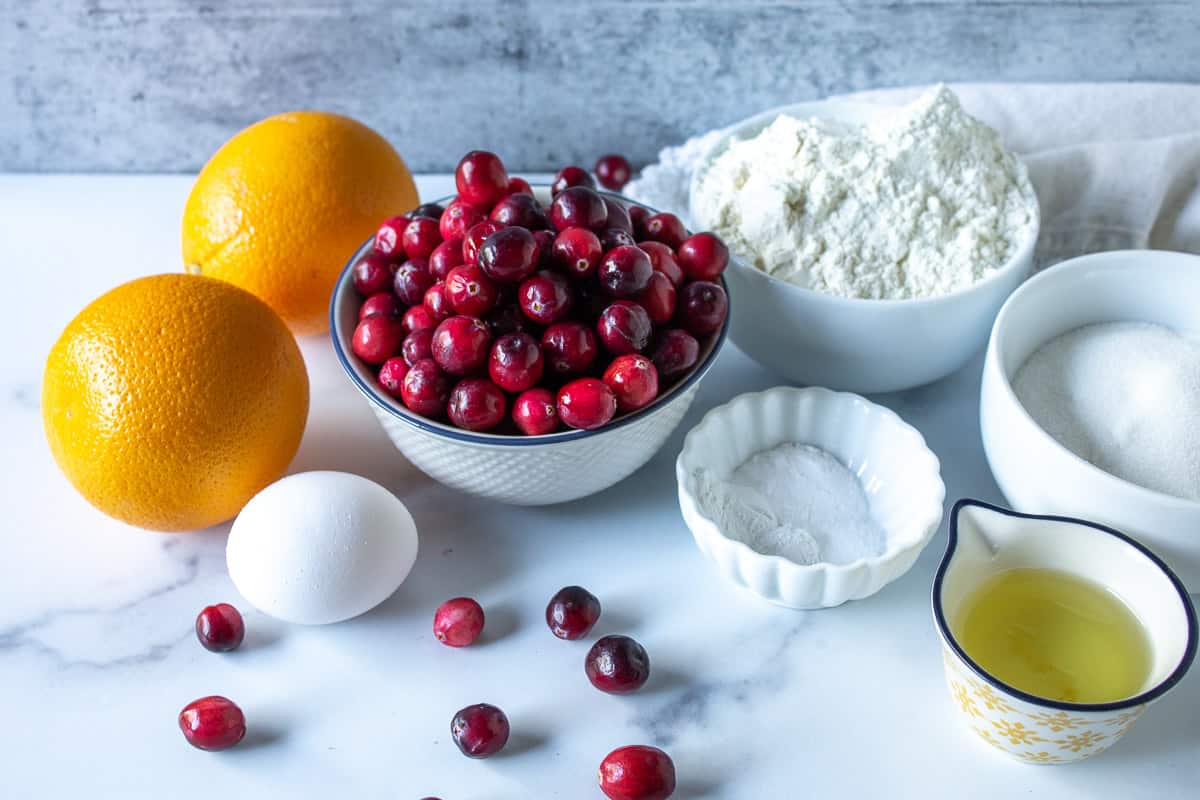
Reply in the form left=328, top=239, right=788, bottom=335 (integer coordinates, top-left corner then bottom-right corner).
left=676, top=386, right=945, bottom=608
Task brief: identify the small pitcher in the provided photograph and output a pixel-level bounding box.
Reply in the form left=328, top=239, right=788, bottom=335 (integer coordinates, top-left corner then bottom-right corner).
left=932, top=500, right=1197, bottom=764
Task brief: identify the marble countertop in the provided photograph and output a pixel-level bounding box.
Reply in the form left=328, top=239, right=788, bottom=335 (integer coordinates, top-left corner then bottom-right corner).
left=1, top=175, right=1196, bottom=799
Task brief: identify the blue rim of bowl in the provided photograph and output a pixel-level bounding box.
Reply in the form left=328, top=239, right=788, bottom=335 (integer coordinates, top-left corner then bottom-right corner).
left=932, top=498, right=1199, bottom=713
left=329, top=188, right=730, bottom=447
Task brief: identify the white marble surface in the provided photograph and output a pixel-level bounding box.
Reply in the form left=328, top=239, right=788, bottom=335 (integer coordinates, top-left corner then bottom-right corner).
left=1, top=175, right=1196, bottom=799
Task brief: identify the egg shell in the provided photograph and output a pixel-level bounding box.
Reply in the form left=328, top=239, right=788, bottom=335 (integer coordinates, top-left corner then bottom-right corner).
left=227, top=471, right=418, bottom=625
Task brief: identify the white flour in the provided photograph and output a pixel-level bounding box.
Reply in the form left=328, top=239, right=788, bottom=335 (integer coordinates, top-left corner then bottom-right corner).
left=624, top=129, right=725, bottom=228
left=690, top=85, right=1037, bottom=299
left=694, top=443, right=885, bottom=566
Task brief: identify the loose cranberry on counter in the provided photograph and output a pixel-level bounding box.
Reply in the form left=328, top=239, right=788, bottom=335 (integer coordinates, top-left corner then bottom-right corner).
left=558, top=378, right=617, bottom=430
left=676, top=232, right=729, bottom=281
left=642, top=212, right=687, bottom=250
left=178, top=696, right=246, bottom=752
left=478, top=226, right=539, bottom=284
left=553, top=227, right=604, bottom=280
left=352, top=252, right=395, bottom=296
left=600, top=227, right=636, bottom=251
left=676, top=281, right=728, bottom=336
left=635, top=272, right=677, bottom=325
left=423, top=283, right=454, bottom=324
left=506, top=176, right=533, bottom=196
left=586, top=634, right=650, bottom=694
left=434, top=596, right=485, bottom=646
left=597, top=301, right=652, bottom=355
left=394, top=260, right=436, bottom=305
left=412, top=202, right=446, bottom=220
left=373, top=215, right=410, bottom=259
left=358, top=291, right=402, bottom=322
left=445, top=265, right=500, bottom=317
left=440, top=198, right=486, bottom=241
left=352, top=314, right=406, bottom=364
left=550, top=186, right=608, bottom=233
left=431, top=315, right=492, bottom=376
left=429, top=237, right=466, bottom=280
left=450, top=703, right=509, bottom=759
left=195, top=603, right=245, bottom=652
left=604, top=354, right=659, bottom=411
left=545, top=585, right=601, bottom=640
left=489, top=332, right=544, bottom=392
left=513, top=387, right=559, bottom=435
left=402, top=328, right=434, bottom=366
left=598, top=245, right=653, bottom=298
left=650, top=329, right=700, bottom=379
left=638, top=241, right=685, bottom=287
left=402, top=304, right=436, bottom=334
left=463, top=219, right=505, bottom=266
left=455, top=150, right=510, bottom=209
left=403, top=216, right=443, bottom=260
left=595, top=154, right=633, bottom=191
left=551, top=165, right=595, bottom=196
left=378, top=356, right=410, bottom=398
left=490, top=192, right=547, bottom=229
left=448, top=378, right=507, bottom=432
left=599, top=745, right=676, bottom=800
left=542, top=321, right=599, bottom=375
left=401, top=358, right=453, bottom=418
left=519, top=270, right=573, bottom=324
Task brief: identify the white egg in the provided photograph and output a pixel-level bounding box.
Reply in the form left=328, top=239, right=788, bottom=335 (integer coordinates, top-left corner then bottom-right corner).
left=226, top=471, right=419, bottom=625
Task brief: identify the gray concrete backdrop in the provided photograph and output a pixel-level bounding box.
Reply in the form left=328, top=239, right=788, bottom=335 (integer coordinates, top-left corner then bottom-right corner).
left=2, top=0, right=1198, bottom=173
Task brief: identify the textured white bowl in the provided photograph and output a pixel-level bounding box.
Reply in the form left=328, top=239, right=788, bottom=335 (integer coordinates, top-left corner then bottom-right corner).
left=981, top=249, right=1200, bottom=589
left=688, top=98, right=1039, bottom=393
left=676, top=386, right=945, bottom=608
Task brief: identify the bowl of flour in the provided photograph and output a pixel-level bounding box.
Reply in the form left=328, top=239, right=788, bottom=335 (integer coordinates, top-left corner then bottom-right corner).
left=688, top=86, right=1039, bottom=393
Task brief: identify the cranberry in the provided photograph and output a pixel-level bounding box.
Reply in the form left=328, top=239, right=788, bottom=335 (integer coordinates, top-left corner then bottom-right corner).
left=445, top=265, right=500, bottom=317
left=393, top=260, right=435, bottom=305
left=597, top=301, right=652, bottom=355
left=512, top=387, right=559, bottom=435
left=604, top=198, right=634, bottom=235
left=598, top=245, right=653, bottom=298
left=463, top=220, right=505, bottom=266
left=586, top=634, right=650, bottom=693
left=429, top=237, right=466, bottom=280
left=441, top=198, right=486, bottom=241
left=372, top=215, right=410, bottom=259
left=402, top=216, right=442, bottom=260
left=431, top=315, right=492, bottom=375
left=448, top=378, right=507, bottom=432
left=650, top=329, right=700, bottom=379
left=628, top=205, right=651, bottom=239
left=676, top=281, right=728, bottom=335
left=358, top=292, right=402, bottom=321
left=604, top=354, right=659, bottom=411
left=489, top=332, right=544, bottom=392
left=637, top=241, right=685, bottom=287
left=178, top=696, right=246, bottom=751
left=635, top=272, right=676, bottom=325
left=401, top=358, right=452, bottom=418
left=450, top=703, right=509, bottom=759
left=542, top=321, right=599, bottom=374
left=455, top=150, right=510, bottom=209
left=553, top=227, right=603, bottom=280
left=519, top=270, right=573, bottom=324
left=600, top=227, right=636, bottom=251
left=545, top=586, right=601, bottom=640
left=423, top=283, right=454, bottom=323
left=195, top=603, right=244, bottom=652
left=352, top=314, right=405, bottom=364
left=352, top=252, right=395, bottom=296
left=401, top=328, right=434, bottom=366
left=402, top=304, right=436, bottom=334
left=485, top=303, right=532, bottom=337
left=558, top=378, right=617, bottom=430
left=412, top=202, right=446, bottom=220
left=479, top=226, right=538, bottom=284
left=434, top=597, right=485, bottom=645
left=550, top=186, right=608, bottom=232
left=378, top=356, right=410, bottom=398
left=595, top=154, right=633, bottom=191
left=643, top=212, right=687, bottom=249
left=490, top=192, right=547, bottom=229
left=506, top=176, right=533, bottom=196
left=676, top=232, right=729, bottom=281
left=551, top=165, right=595, bottom=196
left=532, top=229, right=557, bottom=268
left=598, top=745, right=676, bottom=800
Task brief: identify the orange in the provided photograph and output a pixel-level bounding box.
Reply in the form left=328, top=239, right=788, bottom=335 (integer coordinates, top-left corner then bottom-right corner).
left=182, top=111, right=418, bottom=335
left=43, top=274, right=310, bottom=532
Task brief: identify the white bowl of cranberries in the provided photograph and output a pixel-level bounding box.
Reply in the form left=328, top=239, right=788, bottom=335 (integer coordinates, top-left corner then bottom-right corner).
left=330, top=151, right=730, bottom=505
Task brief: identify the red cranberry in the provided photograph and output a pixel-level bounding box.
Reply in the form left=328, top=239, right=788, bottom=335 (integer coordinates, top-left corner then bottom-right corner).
left=628, top=205, right=651, bottom=239
left=597, top=301, right=652, bottom=355
left=429, top=236, right=466, bottom=280
left=195, top=603, right=244, bottom=652
left=585, top=634, right=650, bottom=693
left=358, top=292, right=402, bottom=321
left=604, top=354, right=659, bottom=411
left=485, top=303, right=532, bottom=337
left=553, top=227, right=603, bottom=280
left=600, top=227, right=636, bottom=251
left=490, top=192, right=547, bottom=229
left=558, top=378, right=617, bottom=430
left=352, top=314, right=405, bottom=364
left=545, top=586, right=601, bottom=640
left=401, top=358, right=452, bottom=417
left=402, top=328, right=434, bottom=366
left=434, top=596, right=485, bottom=646
left=532, top=229, right=557, bottom=268
left=599, top=745, right=676, bottom=800
left=455, top=150, right=510, bottom=209
left=412, top=202, right=446, bottom=220
left=637, top=241, right=685, bottom=287
left=431, top=315, right=492, bottom=375
left=423, top=283, right=454, bottom=323
left=178, top=696, right=246, bottom=751
left=551, top=165, right=595, bottom=196
left=604, top=198, right=634, bottom=234
left=643, top=212, right=687, bottom=249
left=650, top=329, right=700, bottom=379
left=542, top=321, right=599, bottom=375
left=676, top=281, right=728, bottom=335
left=372, top=215, right=410, bottom=259
left=635, top=272, right=676, bottom=325
left=463, top=220, right=505, bottom=266
left=598, top=245, right=653, bottom=298
left=595, top=154, right=633, bottom=191
left=479, top=226, right=538, bottom=284
left=450, top=703, right=509, bottom=759
left=506, top=176, right=533, bottom=196
left=550, top=186, right=608, bottom=232
left=676, top=232, right=729, bottom=281
left=394, top=260, right=436, bottom=305
left=489, top=332, right=544, bottom=392
left=445, top=265, right=500, bottom=317
left=448, top=378, right=507, bottom=432
left=352, top=252, right=395, bottom=296
left=512, top=387, right=559, bottom=435
left=403, top=216, right=443, bottom=260
left=441, top=198, right=486, bottom=241
left=519, top=270, right=573, bottom=324
left=378, top=356, right=410, bottom=398
left=402, top=304, right=436, bottom=334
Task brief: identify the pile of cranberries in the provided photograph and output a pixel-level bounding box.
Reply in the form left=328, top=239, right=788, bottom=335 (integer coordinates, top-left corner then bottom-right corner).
left=348, top=150, right=729, bottom=435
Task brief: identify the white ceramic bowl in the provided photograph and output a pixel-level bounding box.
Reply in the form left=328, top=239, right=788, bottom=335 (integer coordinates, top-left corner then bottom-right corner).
left=330, top=189, right=729, bottom=506
left=688, top=98, right=1039, bottom=393
left=980, top=249, right=1200, bottom=589
left=676, top=386, right=945, bottom=608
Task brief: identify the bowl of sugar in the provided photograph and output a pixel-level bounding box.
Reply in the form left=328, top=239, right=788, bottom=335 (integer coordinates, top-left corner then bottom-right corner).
left=981, top=249, right=1200, bottom=589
